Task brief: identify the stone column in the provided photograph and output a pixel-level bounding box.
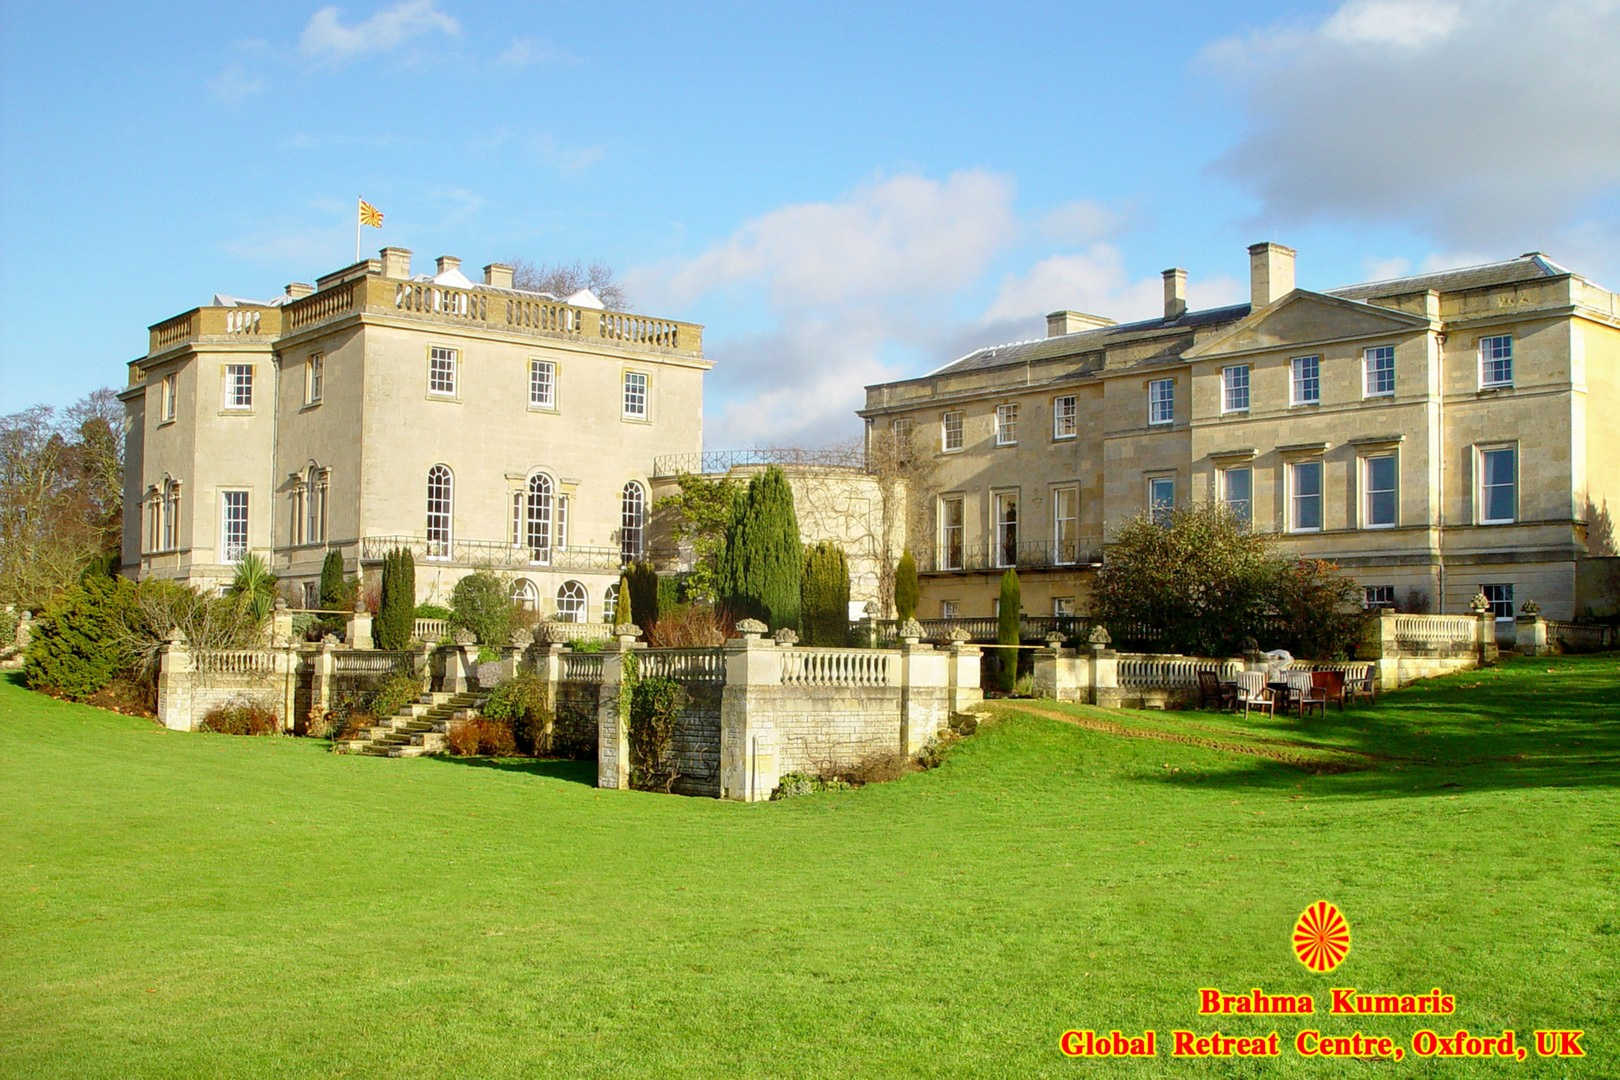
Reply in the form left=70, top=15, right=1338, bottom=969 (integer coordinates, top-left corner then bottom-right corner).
left=719, top=618, right=783, bottom=802
left=1087, top=626, right=1119, bottom=707
left=156, top=627, right=193, bottom=731
left=944, top=627, right=983, bottom=714
left=273, top=644, right=300, bottom=732
left=309, top=635, right=338, bottom=723
left=270, top=598, right=294, bottom=647
left=1470, top=592, right=1499, bottom=665
left=896, top=618, right=939, bottom=755
left=345, top=596, right=373, bottom=651
left=1034, top=630, right=1068, bottom=700
left=540, top=642, right=565, bottom=750
left=1514, top=601, right=1547, bottom=657
left=596, top=624, right=642, bottom=791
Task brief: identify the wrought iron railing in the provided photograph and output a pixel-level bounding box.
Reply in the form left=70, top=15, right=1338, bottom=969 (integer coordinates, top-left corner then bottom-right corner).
left=651, top=447, right=870, bottom=477
left=869, top=614, right=1091, bottom=644
left=913, top=539, right=1101, bottom=574
left=360, top=535, right=626, bottom=572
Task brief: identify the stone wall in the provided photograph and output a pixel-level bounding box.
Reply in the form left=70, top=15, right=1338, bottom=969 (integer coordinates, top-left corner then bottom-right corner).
left=770, top=686, right=905, bottom=776
left=670, top=685, right=721, bottom=796
left=552, top=680, right=599, bottom=755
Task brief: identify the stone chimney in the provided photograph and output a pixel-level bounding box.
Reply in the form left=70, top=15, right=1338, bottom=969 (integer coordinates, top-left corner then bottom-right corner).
left=1248, top=242, right=1296, bottom=308
left=435, top=255, right=461, bottom=276
left=1162, top=267, right=1188, bottom=321
left=379, top=247, right=412, bottom=278
left=284, top=282, right=314, bottom=300
left=483, top=262, right=514, bottom=289
left=1046, top=310, right=1117, bottom=338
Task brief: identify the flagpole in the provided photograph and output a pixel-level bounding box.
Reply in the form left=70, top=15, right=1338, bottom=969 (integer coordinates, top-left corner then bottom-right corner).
left=355, top=195, right=362, bottom=264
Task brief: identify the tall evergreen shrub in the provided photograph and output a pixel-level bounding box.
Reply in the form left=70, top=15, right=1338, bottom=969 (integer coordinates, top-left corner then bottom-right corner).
left=800, top=542, right=850, bottom=645
left=318, top=551, right=346, bottom=610
left=996, top=568, right=1021, bottom=693
left=375, top=547, right=415, bottom=649
left=626, top=561, right=660, bottom=630
left=615, top=571, right=633, bottom=625
left=23, top=574, right=137, bottom=700
left=717, top=466, right=801, bottom=630
left=893, top=549, right=919, bottom=622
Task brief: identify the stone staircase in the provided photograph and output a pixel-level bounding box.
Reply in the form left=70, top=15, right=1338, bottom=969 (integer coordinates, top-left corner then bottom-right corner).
left=334, top=691, right=484, bottom=757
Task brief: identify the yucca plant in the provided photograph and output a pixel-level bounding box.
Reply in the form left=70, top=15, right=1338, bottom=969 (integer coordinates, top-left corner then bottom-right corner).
left=228, top=552, right=279, bottom=623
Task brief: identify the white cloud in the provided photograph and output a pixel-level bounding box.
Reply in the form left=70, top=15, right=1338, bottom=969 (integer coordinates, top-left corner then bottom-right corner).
left=1202, top=0, right=1620, bottom=276
left=983, top=245, right=1245, bottom=326
left=496, top=37, right=577, bottom=68
left=1038, top=200, right=1121, bottom=245
left=207, top=64, right=265, bottom=105
left=299, top=0, right=459, bottom=61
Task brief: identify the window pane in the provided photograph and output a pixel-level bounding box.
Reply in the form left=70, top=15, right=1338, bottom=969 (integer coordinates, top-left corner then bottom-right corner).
left=1222, top=366, right=1249, bottom=412
left=1053, top=395, right=1077, bottom=438
left=1292, top=355, right=1319, bottom=404
left=995, top=404, right=1018, bottom=445
left=623, top=372, right=647, bottom=417
left=1150, top=477, right=1174, bottom=525
left=1054, top=487, right=1078, bottom=563
left=995, top=493, right=1018, bottom=566
left=221, top=491, right=248, bottom=561
left=1292, top=462, right=1322, bottom=531
left=1482, top=448, right=1515, bottom=522
left=621, top=482, right=645, bottom=562
left=1223, top=468, right=1251, bottom=526
left=941, top=497, right=963, bottom=569
left=530, top=360, right=555, bottom=407
left=1149, top=379, right=1174, bottom=424
left=1365, top=346, right=1395, bottom=396
left=942, top=411, right=963, bottom=450
left=1366, top=456, right=1396, bottom=527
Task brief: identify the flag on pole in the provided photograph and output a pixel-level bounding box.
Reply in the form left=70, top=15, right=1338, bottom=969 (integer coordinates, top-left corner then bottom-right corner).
left=358, top=199, right=384, bottom=228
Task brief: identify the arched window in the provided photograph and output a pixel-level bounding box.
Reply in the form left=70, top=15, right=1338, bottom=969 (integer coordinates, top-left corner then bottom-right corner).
left=305, top=465, right=324, bottom=544
left=510, top=578, right=538, bottom=611
left=620, top=481, right=646, bottom=563
left=161, top=479, right=180, bottom=551
left=603, top=582, right=620, bottom=624
left=525, top=472, right=553, bottom=564
left=556, top=580, right=587, bottom=623
left=426, top=465, right=453, bottom=558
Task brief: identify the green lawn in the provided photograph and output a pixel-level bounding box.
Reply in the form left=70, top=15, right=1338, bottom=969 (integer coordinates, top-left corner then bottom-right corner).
left=2, top=656, right=1617, bottom=1078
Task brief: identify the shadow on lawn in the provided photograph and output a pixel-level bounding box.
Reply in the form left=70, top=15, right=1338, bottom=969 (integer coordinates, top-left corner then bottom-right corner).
left=1139, top=655, right=1620, bottom=799
left=426, top=755, right=597, bottom=786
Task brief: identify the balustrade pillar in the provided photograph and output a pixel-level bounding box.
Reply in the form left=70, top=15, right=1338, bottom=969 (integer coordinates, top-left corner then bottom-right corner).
left=157, top=628, right=193, bottom=731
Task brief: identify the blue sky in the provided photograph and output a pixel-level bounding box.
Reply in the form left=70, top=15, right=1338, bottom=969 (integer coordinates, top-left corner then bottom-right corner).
left=2, top=0, right=1616, bottom=445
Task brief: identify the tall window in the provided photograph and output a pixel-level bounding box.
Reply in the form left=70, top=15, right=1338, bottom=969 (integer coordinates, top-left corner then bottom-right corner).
left=621, top=481, right=646, bottom=562
left=1222, top=365, right=1249, bottom=413
left=1148, top=378, right=1174, bottom=425
left=511, top=579, right=539, bottom=611
left=995, top=403, right=1019, bottom=446
left=556, top=580, right=588, bottom=623
left=941, top=410, right=963, bottom=451
left=529, top=359, right=556, bottom=408
left=1222, top=467, right=1252, bottom=527
left=555, top=493, right=569, bottom=550
left=1479, top=446, right=1516, bottom=523
left=1481, top=583, right=1514, bottom=620
left=1364, top=585, right=1396, bottom=610
left=1363, top=345, right=1395, bottom=397
left=146, top=488, right=159, bottom=552
left=224, top=364, right=253, bottom=409
left=220, top=490, right=248, bottom=562
left=939, top=495, right=964, bottom=570
left=1052, top=395, right=1077, bottom=439
left=161, top=374, right=177, bottom=421
left=1364, top=455, right=1397, bottom=528
left=994, top=492, right=1019, bottom=567
left=306, top=354, right=323, bottom=404
left=1053, top=486, right=1078, bottom=564
left=429, top=346, right=457, bottom=396
left=305, top=465, right=325, bottom=544
left=1052, top=596, right=1075, bottom=617
left=525, top=473, right=554, bottom=563
left=622, top=371, right=648, bottom=418
left=425, top=465, right=453, bottom=558
left=1291, top=355, right=1320, bottom=405
left=162, top=480, right=179, bottom=550
left=1479, top=335, right=1513, bottom=388
left=603, top=583, right=620, bottom=624
left=1149, top=476, right=1175, bottom=526
left=889, top=417, right=914, bottom=461
left=1290, top=461, right=1323, bottom=532
left=940, top=599, right=958, bottom=619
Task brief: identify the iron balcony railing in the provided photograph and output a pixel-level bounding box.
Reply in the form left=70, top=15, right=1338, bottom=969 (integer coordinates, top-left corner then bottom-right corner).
left=361, top=535, right=632, bottom=572
left=914, top=539, right=1102, bottom=574
left=651, top=447, right=870, bottom=478
left=871, top=614, right=1092, bottom=643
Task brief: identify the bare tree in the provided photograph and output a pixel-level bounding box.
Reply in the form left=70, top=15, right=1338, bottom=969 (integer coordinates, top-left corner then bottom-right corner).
left=508, top=259, right=628, bottom=310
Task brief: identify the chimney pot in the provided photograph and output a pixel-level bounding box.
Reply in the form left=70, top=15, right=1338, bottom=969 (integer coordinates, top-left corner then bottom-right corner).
left=483, top=262, right=514, bottom=289
left=379, top=246, right=412, bottom=279
left=1248, top=242, right=1296, bottom=308
left=435, top=255, right=461, bottom=275
left=284, top=282, right=314, bottom=300
left=1162, top=267, right=1188, bottom=321
left=1045, top=310, right=1117, bottom=338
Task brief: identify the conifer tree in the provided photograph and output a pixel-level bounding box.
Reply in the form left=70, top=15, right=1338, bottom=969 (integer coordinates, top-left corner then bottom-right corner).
left=375, top=547, right=415, bottom=649
left=893, top=549, right=918, bottom=622
left=318, top=551, right=346, bottom=610
left=800, top=542, right=850, bottom=645
left=996, top=568, right=1021, bottom=693
left=627, top=561, right=660, bottom=629
left=718, top=466, right=801, bottom=630
left=615, top=570, right=633, bottom=625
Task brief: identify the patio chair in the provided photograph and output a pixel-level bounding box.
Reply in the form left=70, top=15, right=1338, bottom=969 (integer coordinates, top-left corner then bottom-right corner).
left=1345, top=665, right=1376, bottom=706
left=1234, top=671, right=1274, bottom=718
left=1197, top=670, right=1236, bottom=710
left=1286, top=670, right=1325, bottom=719
left=1312, top=670, right=1347, bottom=711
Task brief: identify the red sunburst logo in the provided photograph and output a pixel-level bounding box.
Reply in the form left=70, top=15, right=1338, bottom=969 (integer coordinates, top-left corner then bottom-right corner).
left=1293, top=901, right=1351, bottom=973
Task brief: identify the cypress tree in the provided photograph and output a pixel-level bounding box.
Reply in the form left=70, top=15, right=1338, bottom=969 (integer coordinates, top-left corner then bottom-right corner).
left=996, top=568, right=1021, bottom=693
left=800, top=542, right=850, bottom=645
left=719, top=466, right=801, bottom=630
left=318, top=550, right=345, bottom=610
left=627, top=561, right=660, bottom=629
left=615, top=570, right=633, bottom=625
left=375, top=546, right=415, bottom=649
left=893, top=549, right=918, bottom=622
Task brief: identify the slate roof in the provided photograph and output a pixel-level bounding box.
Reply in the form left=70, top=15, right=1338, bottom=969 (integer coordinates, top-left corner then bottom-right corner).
left=1328, top=253, right=1569, bottom=302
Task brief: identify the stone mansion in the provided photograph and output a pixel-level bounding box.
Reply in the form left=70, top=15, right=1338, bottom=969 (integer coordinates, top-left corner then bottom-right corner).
left=120, top=241, right=1618, bottom=625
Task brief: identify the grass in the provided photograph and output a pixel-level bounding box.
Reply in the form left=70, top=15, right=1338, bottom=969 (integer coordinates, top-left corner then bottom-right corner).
left=2, top=655, right=1617, bottom=1078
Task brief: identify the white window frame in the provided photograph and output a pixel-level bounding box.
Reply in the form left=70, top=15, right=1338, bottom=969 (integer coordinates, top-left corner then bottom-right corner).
left=994, top=403, right=1018, bottom=446
left=622, top=371, right=648, bottom=419
left=938, top=494, right=964, bottom=570
left=621, top=481, right=646, bottom=563
left=425, top=464, right=453, bottom=558
left=1290, top=355, right=1320, bottom=406
left=1481, top=583, right=1514, bottom=621
left=304, top=465, right=325, bottom=544
left=1052, top=485, right=1078, bottom=565
left=1221, top=365, right=1249, bottom=413
left=1479, top=334, right=1514, bottom=388
left=306, top=354, right=323, bottom=405
left=1363, top=585, right=1396, bottom=610
left=890, top=417, right=914, bottom=457
left=223, top=364, right=253, bottom=410
left=1148, top=475, right=1175, bottom=526
left=1052, top=395, right=1077, bottom=440
left=1363, top=454, right=1397, bottom=530
left=1289, top=460, right=1323, bottom=533
left=1363, top=345, right=1395, bottom=398
left=1221, top=466, right=1252, bottom=527
left=219, top=489, right=248, bottom=563
left=529, top=359, right=556, bottom=409
left=940, top=599, right=958, bottom=620
left=1052, top=596, right=1075, bottom=617
left=161, top=480, right=179, bottom=551
left=161, top=374, right=177, bottom=422
left=1148, top=378, right=1174, bottom=426
left=524, top=472, right=554, bottom=564
left=428, top=346, right=457, bottom=397
left=556, top=580, right=588, bottom=623
left=993, top=491, right=1019, bottom=568
left=940, top=410, right=964, bottom=452
left=511, top=579, right=539, bottom=612
left=603, top=583, right=620, bottom=624
left=1478, top=445, right=1517, bottom=525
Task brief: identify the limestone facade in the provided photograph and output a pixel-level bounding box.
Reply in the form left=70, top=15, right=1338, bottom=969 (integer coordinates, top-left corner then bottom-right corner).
left=859, top=244, right=1620, bottom=622
left=120, top=249, right=709, bottom=618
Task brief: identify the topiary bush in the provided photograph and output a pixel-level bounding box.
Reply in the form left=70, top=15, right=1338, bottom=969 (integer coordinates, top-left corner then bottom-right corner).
left=893, top=549, right=918, bottom=622
left=995, top=568, right=1021, bottom=694
left=450, top=572, right=511, bottom=645
left=375, top=548, right=416, bottom=649
left=800, top=541, right=850, bottom=645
